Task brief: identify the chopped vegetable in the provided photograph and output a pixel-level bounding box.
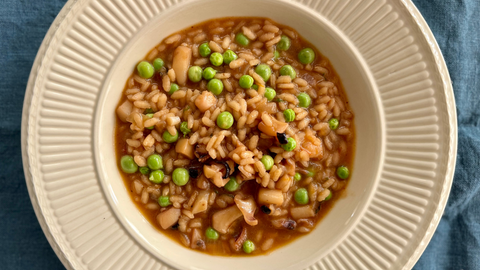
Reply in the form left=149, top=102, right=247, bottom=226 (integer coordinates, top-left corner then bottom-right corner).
left=294, top=188, right=309, bottom=205
left=180, top=122, right=191, bottom=136
left=210, top=52, right=223, bottom=66
left=223, top=50, right=238, bottom=64
left=199, top=42, right=211, bottom=57
left=277, top=35, right=291, bottom=51
left=136, top=61, right=154, bottom=79
left=336, top=166, right=349, bottom=179
left=260, top=155, right=274, bottom=171
left=153, top=58, right=164, bottom=71
left=254, top=64, right=272, bottom=82
left=158, top=196, right=171, bottom=207
left=172, top=168, right=190, bottom=186
left=242, top=240, right=255, bottom=254
left=205, top=227, right=219, bottom=240
left=281, top=137, right=296, bottom=151
left=216, top=111, right=234, bottom=129
left=207, top=78, right=224, bottom=95
left=120, top=155, right=138, bottom=173
left=163, top=130, right=179, bottom=143
left=279, top=65, right=296, bottom=80
left=329, top=118, right=339, bottom=130
left=298, top=48, right=315, bottom=64
left=147, top=154, right=163, bottom=170
left=149, top=170, right=165, bottom=184
left=188, top=66, right=203, bottom=82
left=235, top=33, right=250, bottom=47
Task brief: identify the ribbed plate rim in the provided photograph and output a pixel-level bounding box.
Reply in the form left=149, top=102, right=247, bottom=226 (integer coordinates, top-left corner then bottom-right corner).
left=20, top=0, right=457, bottom=269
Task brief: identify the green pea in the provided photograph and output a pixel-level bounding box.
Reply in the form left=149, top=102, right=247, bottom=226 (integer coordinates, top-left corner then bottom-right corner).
left=264, top=87, right=276, bottom=102
left=202, top=67, right=217, bottom=80
left=139, top=167, right=150, bottom=175
left=261, top=155, right=274, bottom=171
left=162, top=130, right=179, bottom=143
left=169, top=83, right=179, bottom=95
left=205, top=227, right=219, bottom=240
left=294, top=188, right=309, bottom=205
left=325, top=190, right=332, bottom=201
left=243, top=240, right=255, bottom=254
left=306, top=169, right=315, bottom=177
left=120, top=155, right=138, bottom=174
left=199, top=42, right=211, bottom=57
left=336, top=166, right=349, bottom=179
left=255, top=64, right=272, bottom=82
left=239, top=75, right=254, bottom=89
left=283, top=109, right=296, bottom=122
left=297, top=93, right=312, bottom=108
left=207, top=78, right=224, bottom=95
left=210, top=52, right=223, bottom=66
left=144, top=108, right=154, bottom=114
left=188, top=66, right=203, bottom=83
left=172, top=168, right=190, bottom=186
left=145, top=113, right=155, bottom=129
left=277, top=35, right=291, bottom=51
left=298, top=48, right=315, bottom=64
left=328, top=118, right=339, bottom=130
left=216, top=111, right=234, bottom=129
left=147, top=154, right=163, bottom=170
left=136, top=61, right=154, bottom=79
left=279, top=65, right=296, bottom=80
left=153, top=58, right=164, bottom=71
left=274, top=50, right=280, bottom=60
left=158, top=196, right=171, bottom=207
left=281, top=137, right=296, bottom=151
left=224, top=176, right=239, bottom=192
left=252, top=84, right=259, bottom=90
left=235, top=33, right=250, bottom=47
left=223, top=50, right=238, bottom=64
left=149, top=170, right=165, bottom=184
left=180, top=121, right=191, bottom=136
left=294, top=172, right=302, bottom=181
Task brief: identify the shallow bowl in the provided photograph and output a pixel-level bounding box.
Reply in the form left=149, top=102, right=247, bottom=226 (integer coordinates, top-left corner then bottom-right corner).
left=97, top=1, right=382, bottom=269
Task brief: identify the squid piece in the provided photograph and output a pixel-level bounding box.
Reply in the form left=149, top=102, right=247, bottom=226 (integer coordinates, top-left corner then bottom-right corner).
left=212, top=205, right=243, bottom=234
left=204, top=164, right=229, bottom=187
left=191, top=190, right=210, bottom=214
left=175, top=138, right=194, bottom=159
left=290, top=205, right=315, bottom=220
left=258, top=117, right=288, bottom=137
left=233, top=227, right=248, bottom=251
left=116, top=100, right=133, bottom=122
left=234, top=195, right=258, bottom=226
left=172, top=45, right=192, bottom=86
left=157, top=207, right=181, bottom=229
left=257, top=188, right=284, bottom=205
left=190, top=228, right=206, bottom=250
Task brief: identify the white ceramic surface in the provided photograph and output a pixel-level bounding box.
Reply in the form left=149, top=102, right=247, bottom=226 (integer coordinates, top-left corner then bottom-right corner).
left=22, top=0, right=456, bottom=269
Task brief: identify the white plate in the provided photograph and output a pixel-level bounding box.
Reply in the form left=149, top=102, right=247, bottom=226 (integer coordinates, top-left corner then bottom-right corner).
left=22, top=0, right=456, bottom=269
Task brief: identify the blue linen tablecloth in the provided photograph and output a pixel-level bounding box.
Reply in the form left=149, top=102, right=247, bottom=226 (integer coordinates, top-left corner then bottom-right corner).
left=0, top=0, right=478, bottom=269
